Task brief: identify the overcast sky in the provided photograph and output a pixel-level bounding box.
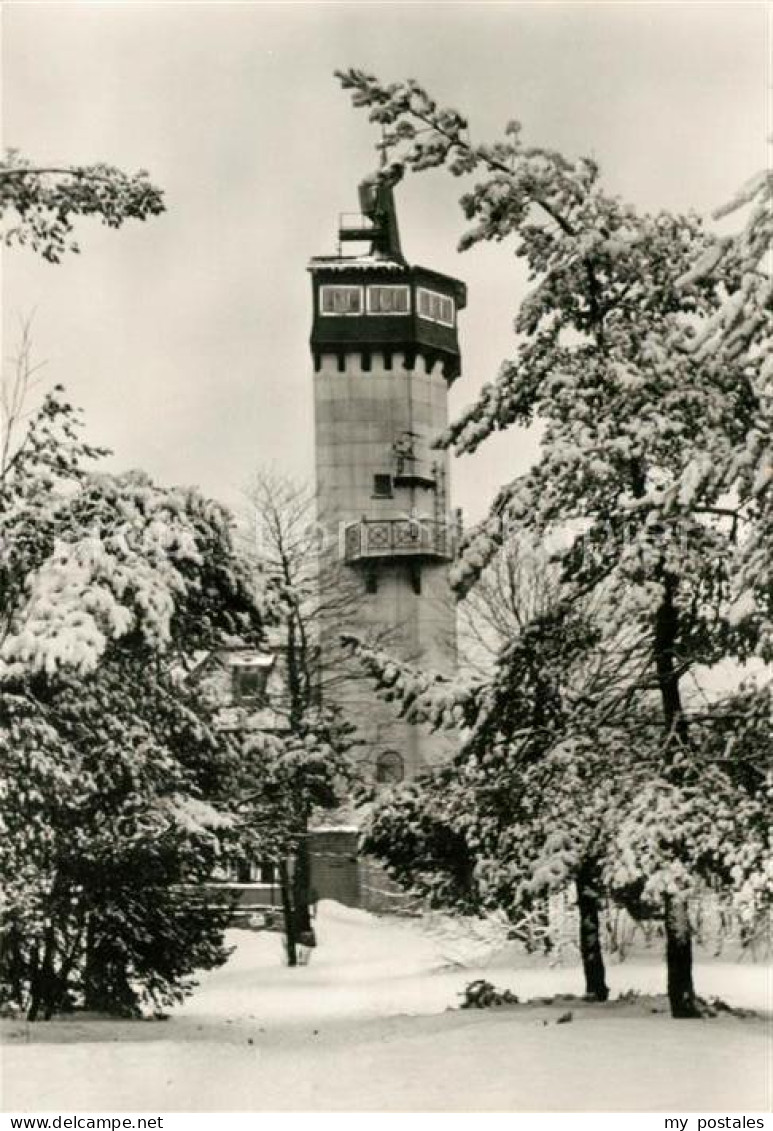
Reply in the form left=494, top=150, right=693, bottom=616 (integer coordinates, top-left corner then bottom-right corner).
left=2, top=1, right=769, bottom=521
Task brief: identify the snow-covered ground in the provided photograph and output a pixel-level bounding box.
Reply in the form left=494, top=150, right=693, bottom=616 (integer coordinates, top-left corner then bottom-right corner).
left=3, top=901, right=771, bottom=1112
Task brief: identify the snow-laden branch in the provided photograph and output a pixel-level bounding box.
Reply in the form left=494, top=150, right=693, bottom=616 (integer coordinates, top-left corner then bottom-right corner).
left=340, top=632, right=483, bottom=731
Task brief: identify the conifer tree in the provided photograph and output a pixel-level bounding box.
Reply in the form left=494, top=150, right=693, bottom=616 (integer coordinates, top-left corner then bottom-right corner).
left=0, top=152, right=273, bottom=1016
left=338, top=70, right=771, bottom=1017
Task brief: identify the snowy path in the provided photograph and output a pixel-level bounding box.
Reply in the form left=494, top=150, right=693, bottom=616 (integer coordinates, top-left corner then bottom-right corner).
left=175, top=902, right=770, bottom=1026
left=3, top=902, right=771, bottom=1112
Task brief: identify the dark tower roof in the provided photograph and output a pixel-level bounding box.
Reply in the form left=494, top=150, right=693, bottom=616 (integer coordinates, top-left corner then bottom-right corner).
left=309, top=175, right=466, bottom=382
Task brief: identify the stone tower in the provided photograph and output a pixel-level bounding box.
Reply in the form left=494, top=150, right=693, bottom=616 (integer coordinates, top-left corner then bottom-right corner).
left=309, top=174, right=465, bottom=783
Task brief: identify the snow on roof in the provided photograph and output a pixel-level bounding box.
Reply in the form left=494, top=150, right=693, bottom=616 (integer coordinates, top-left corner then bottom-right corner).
left=188, top=646, right=276, bottom=681
left=308, top=256, right=406, bottom=273
left=230, top=653, right=274, bottom=668
left=308, top=824, right=360, bottom=834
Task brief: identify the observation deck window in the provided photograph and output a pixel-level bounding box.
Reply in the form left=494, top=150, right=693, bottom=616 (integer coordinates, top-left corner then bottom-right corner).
left=417, top=287, right=455, bottom=327
left=319, top=285, right=364, bottom=316
left=367, top=285, right=410, bottom=315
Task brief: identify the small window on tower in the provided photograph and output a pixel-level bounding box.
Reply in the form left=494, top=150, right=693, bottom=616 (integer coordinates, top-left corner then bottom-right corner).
left=375, top=750, right=405, bottom=785
left=367, top=285, right=410, bottom=315
left=231, top=659, right=270, bottom=706
left=372, top=474, right=392, bottom=498
left=319, top=285, right=363, bottom=316
left=417, top=287, right=455, bottom=328
left=409, top=563, right=422, bottom=595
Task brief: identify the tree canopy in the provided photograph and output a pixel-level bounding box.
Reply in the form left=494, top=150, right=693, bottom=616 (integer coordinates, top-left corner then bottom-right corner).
left=338, top=69, right=771, bottom=1017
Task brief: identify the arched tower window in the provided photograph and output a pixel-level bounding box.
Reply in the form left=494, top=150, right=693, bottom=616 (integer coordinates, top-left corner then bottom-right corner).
left=375, top=749, right=405, bottom=785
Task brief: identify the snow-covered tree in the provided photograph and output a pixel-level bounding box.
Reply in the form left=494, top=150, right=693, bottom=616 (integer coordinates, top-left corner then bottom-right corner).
left=338, top=70, right=771, bottom=1017
left=243, top=470, right=367, bottom=733
left=0, top=388, right=276, bottom=1017
left=0, top=155, right=273, bottom=1016
left=348, top=592, right=651, bottom=1002
left=244, top=470, right=440, bottom=962
left=2, top=659, right=235, bottom=1018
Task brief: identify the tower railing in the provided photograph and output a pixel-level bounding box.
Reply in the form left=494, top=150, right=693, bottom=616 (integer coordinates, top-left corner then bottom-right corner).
left=338, top=212, right=376, bottom=243
left=342, top=517, right=453, bottom=563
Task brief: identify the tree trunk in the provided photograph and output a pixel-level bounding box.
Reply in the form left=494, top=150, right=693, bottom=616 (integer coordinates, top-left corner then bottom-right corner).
left=654, top=574, right=699, bottom=1019
left=654, top=574, right=689, bottom=747
left=1, top=924, right=27, bottom=1011
left=28, top=922, right=58, bottom=1021
left=54, top=917, right=86, bottom=1012
left=292, top=835, right=314, bottom=940
left=278, top=858, right=297, bottom=968
left=664, top=895, right=700, bottom=1018
left=576, top=866, right=609, bottom=1002
left=26, top=944, right=43, bottom=1022
left=83, top=912, right=107, bottom=1011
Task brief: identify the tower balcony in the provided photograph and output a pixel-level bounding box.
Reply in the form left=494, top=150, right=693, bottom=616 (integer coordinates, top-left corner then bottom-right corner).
left=392, top=469, right=437, bottom=490
left=338, top=212, right=377, bottom=245
left=343, top=517, right=453, bottom=564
